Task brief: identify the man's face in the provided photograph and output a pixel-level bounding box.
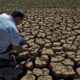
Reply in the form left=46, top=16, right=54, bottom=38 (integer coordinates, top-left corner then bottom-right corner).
left=16, top=17, right=24, bottom=25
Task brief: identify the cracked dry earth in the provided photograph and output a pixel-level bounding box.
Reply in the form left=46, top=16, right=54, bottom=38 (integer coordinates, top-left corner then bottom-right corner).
left=0, top=8, right=80, bottom=80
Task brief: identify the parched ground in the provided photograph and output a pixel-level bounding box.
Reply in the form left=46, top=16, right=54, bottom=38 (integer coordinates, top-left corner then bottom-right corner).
left=0, top=8, right=80, bottom=80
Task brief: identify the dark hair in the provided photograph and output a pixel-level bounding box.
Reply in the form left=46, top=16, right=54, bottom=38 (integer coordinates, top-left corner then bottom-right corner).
left=11, top=10, right=25, bottom=18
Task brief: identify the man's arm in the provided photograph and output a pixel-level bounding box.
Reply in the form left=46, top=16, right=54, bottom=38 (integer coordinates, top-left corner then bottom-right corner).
left=0, top=45, right=34, bottom=59
left=12, top=45, right=33, bottom=52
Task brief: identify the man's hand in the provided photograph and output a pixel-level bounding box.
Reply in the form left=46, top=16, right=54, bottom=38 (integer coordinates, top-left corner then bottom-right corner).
left=13, top=45, right=36, bottom=52
left=26, top=47, right=35, bottom=51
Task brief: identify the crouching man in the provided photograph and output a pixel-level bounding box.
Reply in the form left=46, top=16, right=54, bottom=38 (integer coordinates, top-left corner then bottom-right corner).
left=0, top=10, right=34, bottom=63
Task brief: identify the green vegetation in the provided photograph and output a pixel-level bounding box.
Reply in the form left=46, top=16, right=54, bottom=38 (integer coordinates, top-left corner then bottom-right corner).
left=0, top=0, right=80, bottom=12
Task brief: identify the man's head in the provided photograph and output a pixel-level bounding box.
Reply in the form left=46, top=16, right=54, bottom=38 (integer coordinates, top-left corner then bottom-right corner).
left=11, top=10, right=25, bottom=25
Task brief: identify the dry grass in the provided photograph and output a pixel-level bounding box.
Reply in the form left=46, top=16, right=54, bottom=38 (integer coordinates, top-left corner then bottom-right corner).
left=0, top=0, right=80, bottom=12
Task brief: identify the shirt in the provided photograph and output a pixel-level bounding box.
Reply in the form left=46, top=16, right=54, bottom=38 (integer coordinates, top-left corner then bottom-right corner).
left=0, top=13, right=20, bottom=53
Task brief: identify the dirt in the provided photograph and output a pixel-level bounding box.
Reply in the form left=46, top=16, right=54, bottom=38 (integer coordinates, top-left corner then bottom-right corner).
left=0, top=8, right=80, bottom=80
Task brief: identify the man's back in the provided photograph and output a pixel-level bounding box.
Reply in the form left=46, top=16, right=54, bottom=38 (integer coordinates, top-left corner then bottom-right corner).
left=0, top=13, right=19, bottom=53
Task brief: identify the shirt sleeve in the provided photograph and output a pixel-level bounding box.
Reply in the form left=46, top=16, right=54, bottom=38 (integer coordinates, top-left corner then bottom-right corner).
left=10, top=25, right=20, bottom=46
